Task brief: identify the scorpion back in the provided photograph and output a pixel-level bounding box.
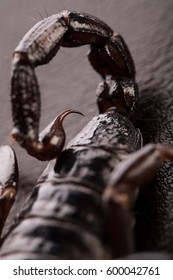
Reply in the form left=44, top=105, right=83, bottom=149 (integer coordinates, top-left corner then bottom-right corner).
left=0, top=109, right=142, bottom=259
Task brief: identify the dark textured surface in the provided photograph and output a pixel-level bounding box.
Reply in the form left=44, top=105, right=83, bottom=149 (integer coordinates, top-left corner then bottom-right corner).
left=135, top=6, right=173, bottom=252
left=0, top=110, right=141, bottom=259
left=0, top=0, right=173, bottom=255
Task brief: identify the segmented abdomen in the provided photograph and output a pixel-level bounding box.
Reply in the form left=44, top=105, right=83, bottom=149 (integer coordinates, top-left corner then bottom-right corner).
left=0, top=109, right=142, bottom=259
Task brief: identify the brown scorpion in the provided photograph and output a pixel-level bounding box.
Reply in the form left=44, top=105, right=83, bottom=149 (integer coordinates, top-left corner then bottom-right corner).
left=0, top=10, right=172, bottom=259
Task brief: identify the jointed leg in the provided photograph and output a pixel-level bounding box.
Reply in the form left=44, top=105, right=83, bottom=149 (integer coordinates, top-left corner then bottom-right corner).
left=102, top=144, right=173, bottom=257
left=0, top=146, right=18, bottom=238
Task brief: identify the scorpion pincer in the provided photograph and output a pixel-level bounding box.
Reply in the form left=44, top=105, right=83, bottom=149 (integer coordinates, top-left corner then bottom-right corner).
left=0, top=10, right=173, bottom=259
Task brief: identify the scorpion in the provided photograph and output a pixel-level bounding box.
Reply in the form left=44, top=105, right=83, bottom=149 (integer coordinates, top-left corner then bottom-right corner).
left=0, top=10, right=173, bottom=259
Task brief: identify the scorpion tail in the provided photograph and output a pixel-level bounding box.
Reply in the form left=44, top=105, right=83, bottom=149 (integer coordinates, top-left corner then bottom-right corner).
left=19, top=109, right=84, bottom=161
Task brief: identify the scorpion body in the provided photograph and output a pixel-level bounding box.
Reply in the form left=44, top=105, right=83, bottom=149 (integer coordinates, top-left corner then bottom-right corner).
left=0, top=10, right=173, bottom=259
left=0, top=110, right=142, bottom=259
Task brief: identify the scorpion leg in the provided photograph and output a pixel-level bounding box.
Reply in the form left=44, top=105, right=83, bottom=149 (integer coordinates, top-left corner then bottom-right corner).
left=0, top=146, right=18, bottom=238
left=11, top=11, right=113, bottom=160
left=102, top=143, right=173, bottom=258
